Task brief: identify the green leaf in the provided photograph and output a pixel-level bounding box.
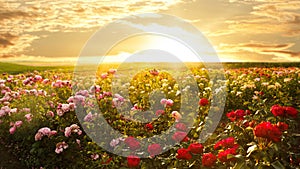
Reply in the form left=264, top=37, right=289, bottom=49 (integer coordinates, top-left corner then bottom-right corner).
left=233, top=161, right=247, bottom=169
left=234, top=154, right=245, bottom=160
left=246, top=144, right=258, bottom=157
left=271, top=161, right=285, bottom=169
left=267, top=116, right=276, bottom=121
left=227, top=154, right=235, bottom=159
left=273, top=143, right=278, bottom=152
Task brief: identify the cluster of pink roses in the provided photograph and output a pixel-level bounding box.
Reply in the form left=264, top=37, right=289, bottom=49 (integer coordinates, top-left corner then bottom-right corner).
left=64, top=124, right=82, bottom=137
left=34, top=127, right=57, bottom=141
left=112, top=94, right=125, bottom=108
left=55, top=141, right=68, bottom=154
left=160, top=98, right=174, bottom=107
left=0, top=106, right=11, bottom=117
left=23, top=75, right=43, bottom=85
left=9, top=121, right=23, bottom=134
left=51, top=80, right=72, bottom=88
left=100, top=69, right=117, bottom=79
left=56, top=103, right=75, bottom=116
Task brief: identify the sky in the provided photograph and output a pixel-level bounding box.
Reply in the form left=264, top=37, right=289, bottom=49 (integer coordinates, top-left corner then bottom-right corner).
left=1, top=0, right=300, bottom=64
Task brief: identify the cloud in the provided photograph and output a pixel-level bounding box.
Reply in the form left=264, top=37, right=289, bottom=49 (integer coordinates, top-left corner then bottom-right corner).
left=0, top=0, right=182, bottom=34
left=0, top=10, right=35, bottom=21
left=0, top=39, right=14, bottom=47
left=0, top=34, right=39, bottom=58
left=212, top=0, right=300, bottom=37
left=0, top=0, right=183, bottom=58
left=0, top=33, right=18, bottom=47
left=251, top=1, right=300, bottom=23
left=217, top=42, right=300, bottom=61
left=261, top=50, right=300, bottom=58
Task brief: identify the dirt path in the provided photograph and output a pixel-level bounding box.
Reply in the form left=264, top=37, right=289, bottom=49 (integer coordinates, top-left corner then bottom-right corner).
left=0, top=141, right=26, bottom=169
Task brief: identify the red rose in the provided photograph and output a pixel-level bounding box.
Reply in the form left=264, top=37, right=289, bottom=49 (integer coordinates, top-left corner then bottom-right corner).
left=276, top=122, right=288, bottom=131
left=245, top=110, right=251, bottom=115
left=235, top=109, right=246, bottom=120
left=226, top=110, right=247, bottom=121
left=175, top=123, right=187, bottom=131
left=199, top=98, right=209, bottom=106
left=218, top=150, right=230, bottom=163
left=127, top=155, right=140, bottom=168
left=254, top=122, right=282, bottom=142
left=172, top=131, right=189, bottom=142
left=253, top=122, right=270, bottom=138
left=223, top=137, right=235, bottom=148
left=217, top=147, right=237, bottom=163
left=226, top=111, right=236, bottom=121
left=202, top=153, right=217, bottom=167
left=125, top=136, right=141, bottom=151
left=271, top=105, right=285, bottom=117
left=285, top=106, right=298, bottom=118
left=268, top=126, right=282, bottom=142
left=214, top=137, right=235, bottom=150
left=145, top=123, right=153, bottom=130
left=147, top=144, right=162, bottom=157
left=188, top=143, right=204, bottom=154
left=176, top=148, right=192, bottom=160
left=214, top=142, right=222, bottom=150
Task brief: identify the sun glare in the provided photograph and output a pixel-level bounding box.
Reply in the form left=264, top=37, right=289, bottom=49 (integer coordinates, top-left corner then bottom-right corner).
left=104, top=34, right=203, bottom=63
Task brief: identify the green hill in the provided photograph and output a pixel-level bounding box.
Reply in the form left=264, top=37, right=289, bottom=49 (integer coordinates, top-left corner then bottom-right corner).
left=0, top=62, right=74, bottom=74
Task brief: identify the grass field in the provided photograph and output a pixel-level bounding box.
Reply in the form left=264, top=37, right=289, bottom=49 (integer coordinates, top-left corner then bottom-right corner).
left=0, top=62, right=74, bottom=74
left=0, top=62, right=299, bottom=74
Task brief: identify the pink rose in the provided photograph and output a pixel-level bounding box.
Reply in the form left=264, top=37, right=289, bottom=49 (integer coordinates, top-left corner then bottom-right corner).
left=101, top=73, right=108, bottom=79
left=165, top=99, right=174, bottom=107
left=64, top=127, right=72, bottom=137
left=25, top=113, right=32, bottom=122
left=160, top=98, right=167, bottom=105
left=172, top=111, right=182, bottom=122
left=55, top=142, right=68, bottom=154
left=9, top=126, right=16, bottom=134
left=35, top=132, right=43, bottom=141
left=148, top=144, right=162, bottom=157
left=14, top=120, right=23, bottom=128
left=84, top=112, right=93, bottom=122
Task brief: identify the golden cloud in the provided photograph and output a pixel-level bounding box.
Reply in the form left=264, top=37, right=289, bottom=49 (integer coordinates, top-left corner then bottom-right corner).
left=218, top=42, right=300, bottom=61
left=0, top=0, right=183, bottom=58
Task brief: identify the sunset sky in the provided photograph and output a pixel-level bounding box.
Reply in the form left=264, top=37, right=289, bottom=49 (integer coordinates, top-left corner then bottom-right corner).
left=1, top=0, right=300, bottom=64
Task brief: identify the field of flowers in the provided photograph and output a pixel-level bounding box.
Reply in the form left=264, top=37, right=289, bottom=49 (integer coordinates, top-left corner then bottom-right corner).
left=0, top=64, right=299, bottom=168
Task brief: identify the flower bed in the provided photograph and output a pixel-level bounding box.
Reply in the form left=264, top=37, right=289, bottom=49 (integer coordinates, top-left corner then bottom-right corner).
left=0, top=66, right=299, bottom=168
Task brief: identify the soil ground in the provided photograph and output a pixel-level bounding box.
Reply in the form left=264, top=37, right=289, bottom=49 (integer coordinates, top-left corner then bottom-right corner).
left=0, top=140, right=26, bottom=169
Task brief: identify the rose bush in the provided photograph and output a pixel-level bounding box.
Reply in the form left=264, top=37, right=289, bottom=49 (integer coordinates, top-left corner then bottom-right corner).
left=0, top=66, right=298, bottom=168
